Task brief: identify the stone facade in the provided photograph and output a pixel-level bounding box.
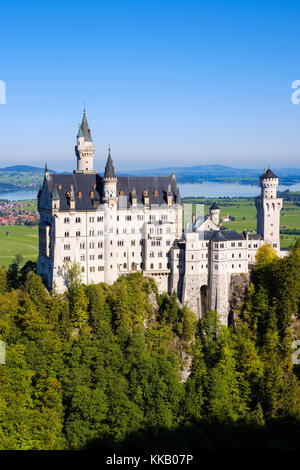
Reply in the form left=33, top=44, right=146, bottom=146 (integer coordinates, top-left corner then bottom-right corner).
left=37, top=112, right=286, bottom=325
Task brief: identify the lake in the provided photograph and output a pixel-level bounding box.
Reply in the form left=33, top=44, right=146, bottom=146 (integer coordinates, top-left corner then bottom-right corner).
left=0, top=182, right=300, bottom=201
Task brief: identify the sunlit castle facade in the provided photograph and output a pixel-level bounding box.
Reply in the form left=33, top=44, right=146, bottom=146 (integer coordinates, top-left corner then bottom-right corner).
left=37, top=111, right=285, bottom=325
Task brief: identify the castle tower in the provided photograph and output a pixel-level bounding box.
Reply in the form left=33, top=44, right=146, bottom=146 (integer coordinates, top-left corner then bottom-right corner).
left=103, top=148, right=118, bottom=285
left=74, top=109, right=96, bottom=174
left=103, top=147, right=118, bottom=203
left=210, top=201, right=220, bottom=226
left=255, top=168, right=282, bottom=251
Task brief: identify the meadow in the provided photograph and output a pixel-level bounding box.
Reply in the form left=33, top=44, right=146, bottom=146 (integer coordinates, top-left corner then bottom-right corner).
left=0, top=224, right=38, bottom=267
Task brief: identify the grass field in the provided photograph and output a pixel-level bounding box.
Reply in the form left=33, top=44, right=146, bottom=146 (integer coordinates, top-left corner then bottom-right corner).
left=0, top=225, right=38, bottom=267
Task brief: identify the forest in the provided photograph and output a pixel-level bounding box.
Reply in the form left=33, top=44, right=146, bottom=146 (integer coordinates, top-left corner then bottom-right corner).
left=0, top=241, right=300, bottom=451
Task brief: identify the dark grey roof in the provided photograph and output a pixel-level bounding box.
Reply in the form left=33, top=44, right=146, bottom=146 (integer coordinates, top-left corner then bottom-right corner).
left=104, top=150, right=116, bottom=178
left=201, top=229, right=245, bottom=241
left=210, top=201, right=219, bottom=210
left=44, top=172, right=180, bottom=210
left=77, top=110, right=93, bottom=142
left=52, top=186, right=60, bottom=201
left=260, top=168, right=277, bottom=179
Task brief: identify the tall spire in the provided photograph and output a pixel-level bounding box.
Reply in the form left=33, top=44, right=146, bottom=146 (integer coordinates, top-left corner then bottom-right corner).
left=104, top=147, right=116, bottom=179
left=77, top=108, right=93, bottom=142
left=75, top=108, right=96, bottom=174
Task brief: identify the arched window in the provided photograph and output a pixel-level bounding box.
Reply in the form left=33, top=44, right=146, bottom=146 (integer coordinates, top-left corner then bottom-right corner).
left=123, top=263, right=127, bottom=269
left=150, top=263, right=154, bottom=269
left=159, top=263, right=162, bottom=269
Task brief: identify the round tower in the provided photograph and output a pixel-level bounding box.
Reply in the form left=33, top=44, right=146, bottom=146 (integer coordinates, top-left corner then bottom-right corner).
left=74, top=109, right=96, bottom=174
left=255, top=168, right=283, bottom=251
left=210, top=201, right=220, bottom=226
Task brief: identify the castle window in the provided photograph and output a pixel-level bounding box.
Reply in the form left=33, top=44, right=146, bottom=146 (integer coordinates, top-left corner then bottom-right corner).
left=150, top=251, right=154, bottom=258
left=239, top=264, right=241, bottom=268
left=239, top=253, right=242, bottom=258
left=64, top=244, right=70, bottom=250
left=89, top=230, right=94, bottom=236
left=89, top=217, right=94, bottom=223
left=238, top=242, right=242, bottom=247
left=98, top=242, right=103, bottom=248
left=89, top=242, right=95, bottom=249
left=64, top=231, right=69, bottom=237
left=64, top=217, right=70, bottom=223
left=150, top=263, right=154, bottom=269
left=75, top=217, right=81, bottom=223
left=232, top=253, right=234, bottom=258
left=214, top=254, right=218, bottom=259
left=80, top=254, right=85, bottom=261
left=63, top=256, right=71, bottom=262
left=166, top=240, right=170, bottom=246
left=131, top=240, right=136, bottom=246
left=98, top=266, right=104, bottom=271
left=78, top=191, right=82, bottom=198
left=231, top=242, right=235, bottom=247
left=80, top=242, right=85, bottom=249
left=76, top=231, right=80, bottom=236
left=220, top=243, right=224, bottom=248
left=123, top=263, right=127, bottom=269
left=232, top=264, right=234, bottom=268
left=89, top=266, right=95, bottom=272
left=98, top=254, right=103, bottom=259
left=158, top=252, right=163, bottom=257
left=90, top=255, right=95, bottom=260
left=159, top=263, right=162, bottom=269
left=125, top=215, right=131, bottom=221
left=97, top=216, right=103, bottom=222
left=81, top=266, right=85, bottom=272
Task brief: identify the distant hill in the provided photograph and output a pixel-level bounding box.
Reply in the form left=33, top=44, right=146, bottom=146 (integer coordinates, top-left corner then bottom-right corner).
left=0, top=164, right=299, bottom=192
left=0, top=165, right=56, bottom=173
left=117, top=165, right=300, bottom=185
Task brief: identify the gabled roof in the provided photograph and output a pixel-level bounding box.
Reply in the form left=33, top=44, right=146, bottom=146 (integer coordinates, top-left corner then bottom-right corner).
left=199, top=229, right=245, bottom=241
left=77, top=110, right=93, bottom=142
left=43, top=172, right=181, bottom=210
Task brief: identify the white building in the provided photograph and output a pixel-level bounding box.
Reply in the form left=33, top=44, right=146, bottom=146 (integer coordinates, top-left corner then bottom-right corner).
left=37, top=111, right=285, bottom=325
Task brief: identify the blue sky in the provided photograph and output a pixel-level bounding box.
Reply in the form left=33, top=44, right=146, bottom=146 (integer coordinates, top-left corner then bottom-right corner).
left=1, top=0, right=300, bottom=171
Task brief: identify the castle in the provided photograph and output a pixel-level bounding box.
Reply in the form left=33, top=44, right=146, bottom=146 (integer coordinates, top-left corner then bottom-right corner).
left=37, top=111, right=285, bottom=325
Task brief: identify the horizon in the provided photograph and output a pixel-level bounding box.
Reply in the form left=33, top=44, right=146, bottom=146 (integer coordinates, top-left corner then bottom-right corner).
left=1, top=1, right=300, bottom=170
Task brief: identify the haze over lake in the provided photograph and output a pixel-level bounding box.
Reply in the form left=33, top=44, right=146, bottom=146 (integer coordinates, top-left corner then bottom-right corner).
left=1, top=182, right=300, bottom=201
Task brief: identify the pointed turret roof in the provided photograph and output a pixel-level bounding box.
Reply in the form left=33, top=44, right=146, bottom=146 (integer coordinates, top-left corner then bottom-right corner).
left=77, top=109, right=93, bottom=142
left=260, top=167, right=277, bottom=179
left=104, top=147, right=116, bottom=178
left=210, top=201, right=219, bottom=211
left=52, top=186, right=60, bottom=200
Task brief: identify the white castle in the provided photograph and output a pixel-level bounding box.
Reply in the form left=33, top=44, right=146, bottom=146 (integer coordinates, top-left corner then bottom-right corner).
left=37, top=111, right=285, bottom=325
